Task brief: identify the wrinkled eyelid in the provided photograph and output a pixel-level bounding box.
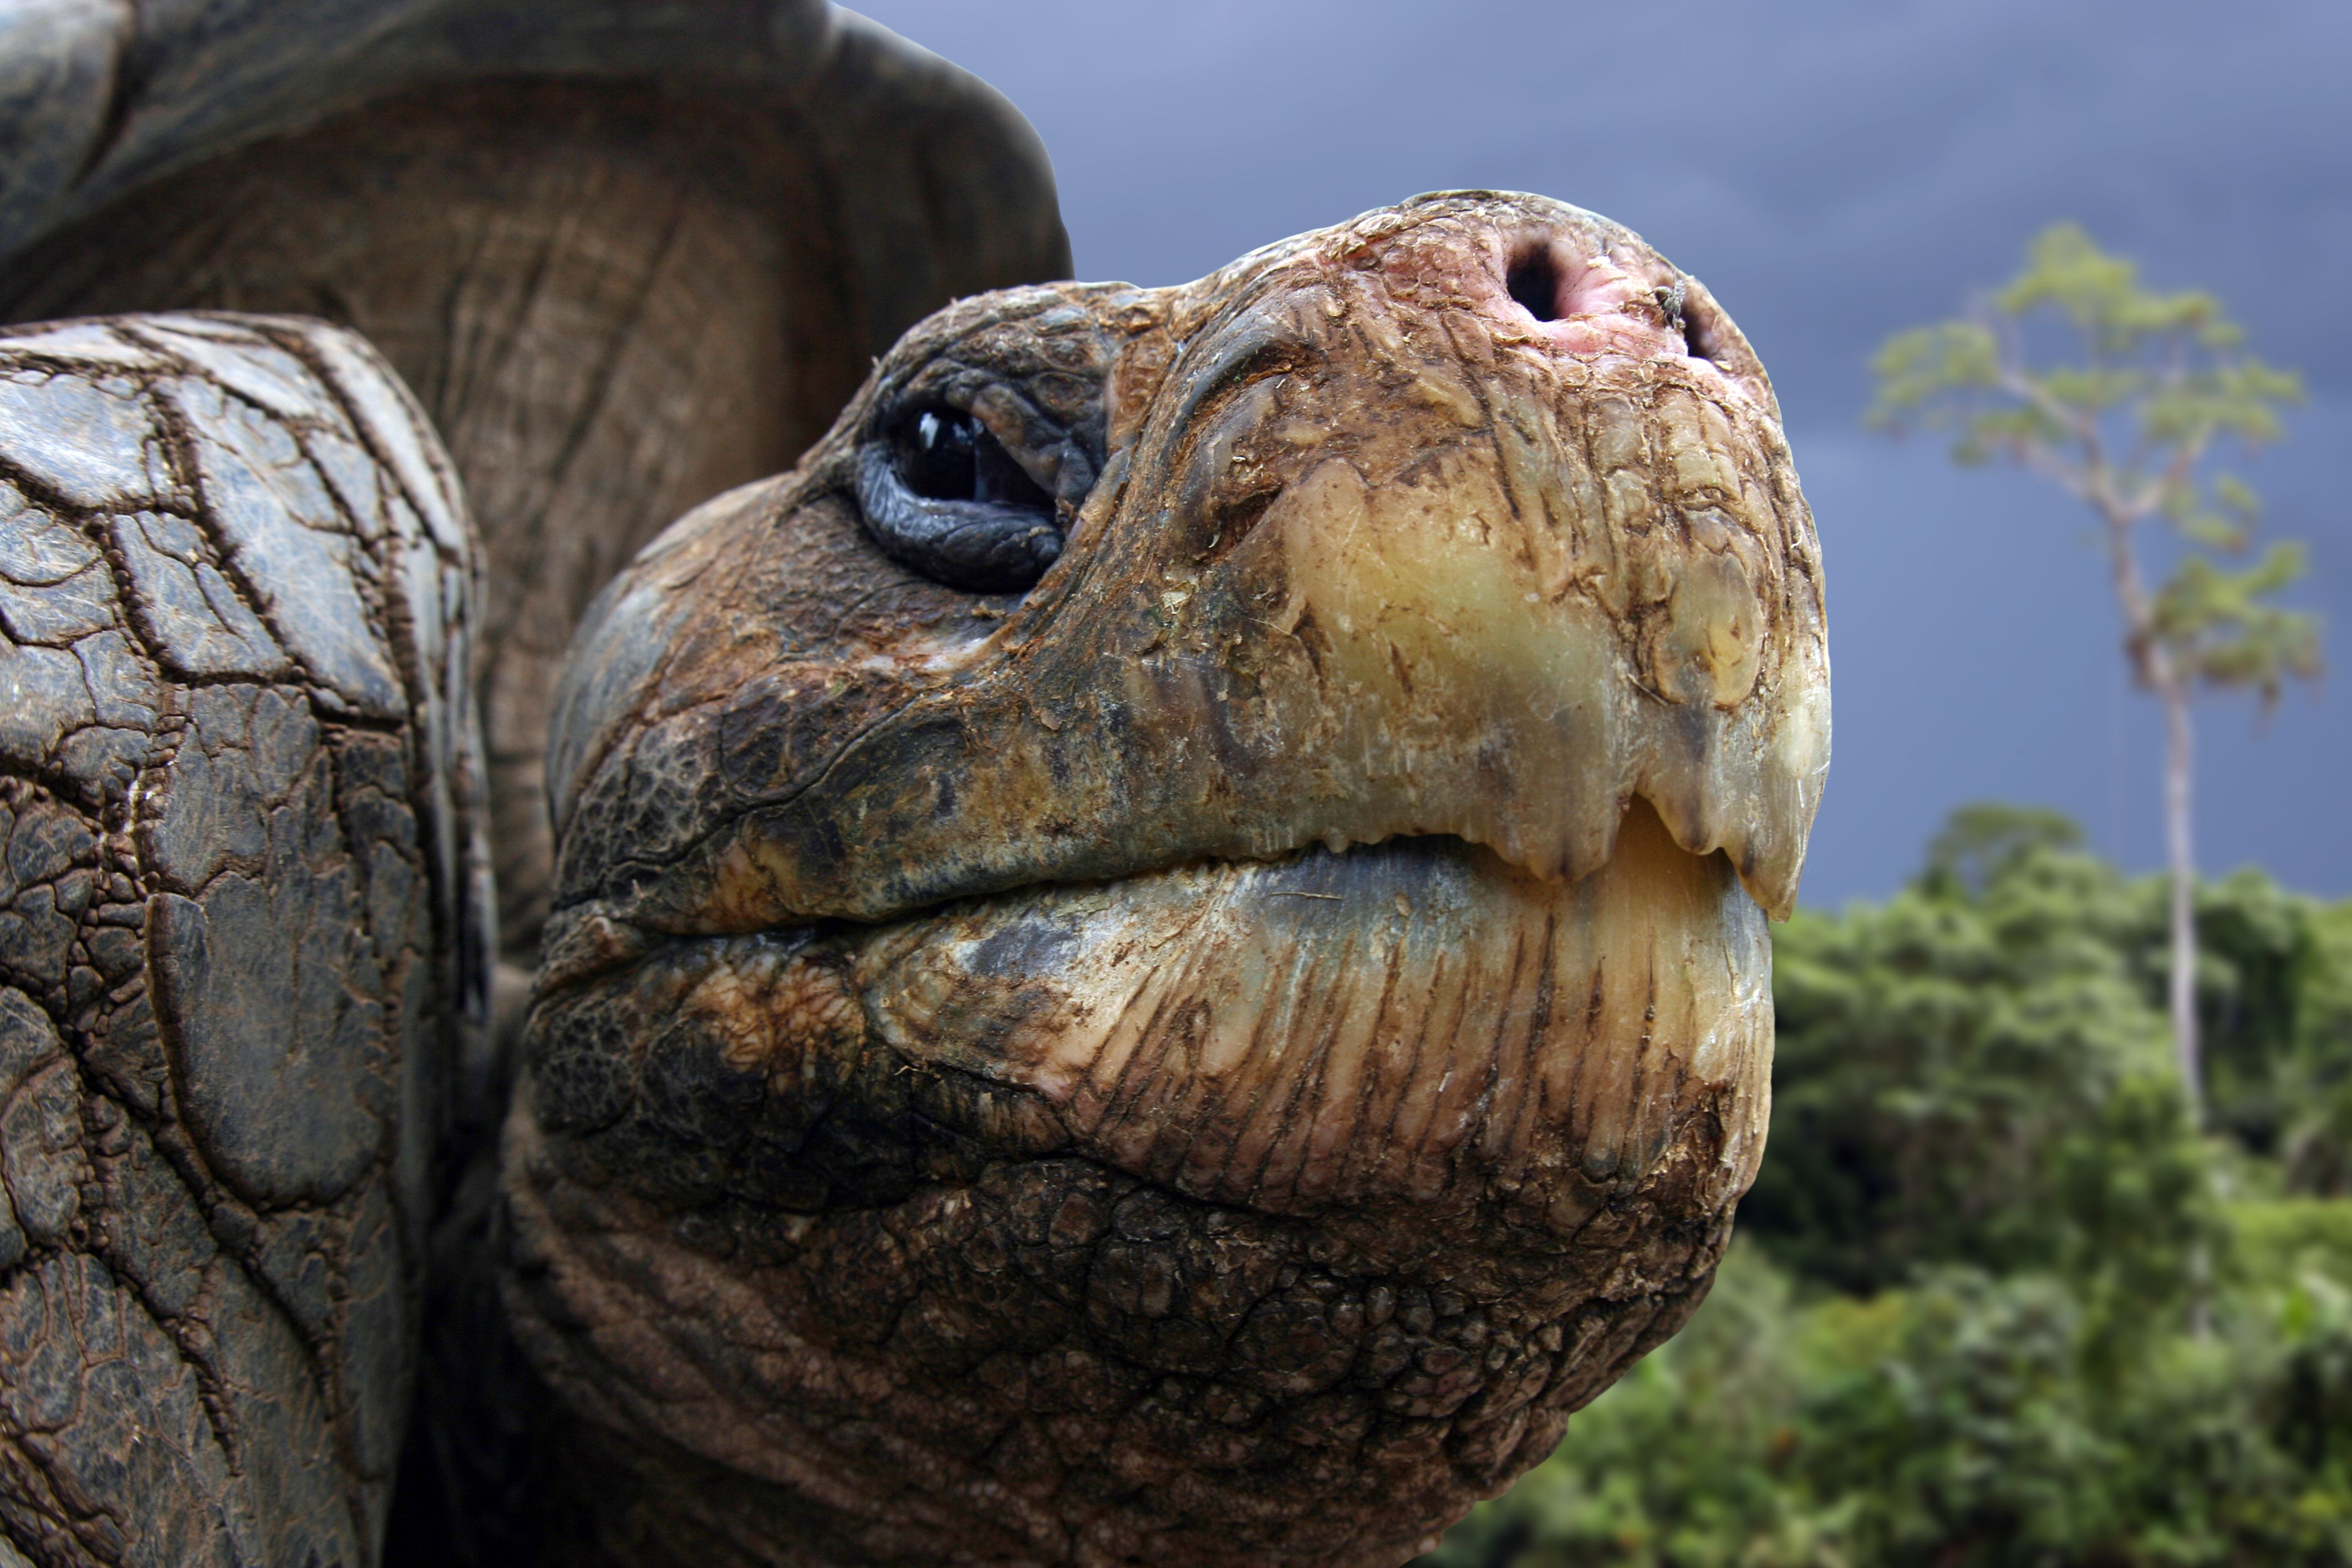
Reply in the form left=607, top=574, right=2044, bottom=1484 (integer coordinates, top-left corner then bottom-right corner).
left=854, top=416, right=1066, bottom=595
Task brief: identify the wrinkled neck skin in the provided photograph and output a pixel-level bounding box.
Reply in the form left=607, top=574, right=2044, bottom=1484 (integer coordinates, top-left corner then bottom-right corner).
left=507, top=194, right=1828, bottom=1567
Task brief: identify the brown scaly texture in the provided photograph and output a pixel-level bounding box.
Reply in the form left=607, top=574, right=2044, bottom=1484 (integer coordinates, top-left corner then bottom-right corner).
left=0, top=314, right=488, bottom=1565
left=513, top=193, right=1829, bottom=1566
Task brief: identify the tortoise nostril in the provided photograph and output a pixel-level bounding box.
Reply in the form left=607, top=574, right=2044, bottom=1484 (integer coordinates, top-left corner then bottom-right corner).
left=1682, top=312, right=1719, bottom=365
left=1506, top=249, right=1561, bottom=322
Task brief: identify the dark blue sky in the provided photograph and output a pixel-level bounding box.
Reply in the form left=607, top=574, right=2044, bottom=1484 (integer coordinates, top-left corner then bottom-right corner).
left=854, top=0, right=2350, bottom=905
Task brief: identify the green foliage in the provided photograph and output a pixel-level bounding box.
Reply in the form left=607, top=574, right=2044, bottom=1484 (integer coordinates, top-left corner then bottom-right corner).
left=1424, top=810, right=2352, bottom=1568
left=1746, top=809, right=2352, bottom=1295
left=2194, top=867, right=2350, bottom=1170
left=1920, top=803, right=2084, bottom=898
left=1745, top=815, right=2211, bottom=1306
left=1427, top=1243, right=2352, bottom=1568
left=1866, top=222, right=2319, bottom=707
left=2158, top=543, right=2323, bottom=706
left=2290, top=905, right=2352, bottom=1194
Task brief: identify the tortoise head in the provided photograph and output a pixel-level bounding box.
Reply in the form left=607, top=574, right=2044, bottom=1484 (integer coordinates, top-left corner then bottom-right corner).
left=516, top=192, right=1827, bottom=1565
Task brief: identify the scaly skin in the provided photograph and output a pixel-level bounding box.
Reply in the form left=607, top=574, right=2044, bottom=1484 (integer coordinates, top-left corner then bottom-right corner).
left=514, top=194, right=1829, bottom=1566
left=0, top=314, right=489, bottom=1565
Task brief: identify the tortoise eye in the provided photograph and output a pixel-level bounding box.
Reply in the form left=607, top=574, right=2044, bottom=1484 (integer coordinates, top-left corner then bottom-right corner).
left=856, top=405, right=1063, bottom=593
left=898, top=408, right=1056, bottom=513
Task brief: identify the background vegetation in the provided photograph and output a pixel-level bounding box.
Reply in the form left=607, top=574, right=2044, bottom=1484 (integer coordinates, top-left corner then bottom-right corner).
left=1426, top=807, right=2352, bottom=1566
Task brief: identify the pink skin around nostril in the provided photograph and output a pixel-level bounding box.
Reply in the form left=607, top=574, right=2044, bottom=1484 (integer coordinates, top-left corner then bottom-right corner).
left=1381, top=225, right=1703, bottom=366
left=1342, top=215, right=1734, bottom=385
left=1505, top=236, right=1689, bottom=359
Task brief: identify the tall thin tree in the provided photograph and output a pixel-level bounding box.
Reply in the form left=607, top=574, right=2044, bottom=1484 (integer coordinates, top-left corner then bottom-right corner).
left=1869, top=225, right=2322, bottom=1125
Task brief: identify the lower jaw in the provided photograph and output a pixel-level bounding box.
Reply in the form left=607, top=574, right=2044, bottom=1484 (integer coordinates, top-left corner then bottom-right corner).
left=854, top=797, right=1773, bottom=1239
left=502, top=800, right=1773, bottom=1564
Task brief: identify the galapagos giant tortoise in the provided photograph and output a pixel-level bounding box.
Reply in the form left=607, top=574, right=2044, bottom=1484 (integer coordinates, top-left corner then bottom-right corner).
left=0, top=3, right=1828, bottom=1564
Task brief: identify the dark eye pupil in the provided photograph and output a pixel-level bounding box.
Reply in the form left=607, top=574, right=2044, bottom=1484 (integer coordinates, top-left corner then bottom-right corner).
left=898, top=408, right=1055, bottom=511
left=904, top=408, right=979, bottom=499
